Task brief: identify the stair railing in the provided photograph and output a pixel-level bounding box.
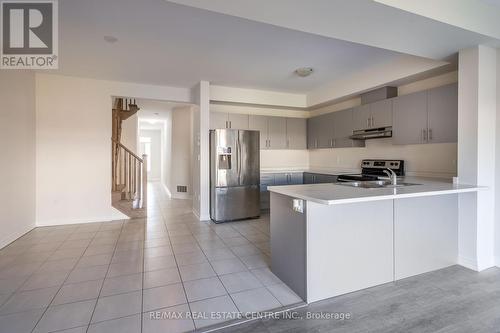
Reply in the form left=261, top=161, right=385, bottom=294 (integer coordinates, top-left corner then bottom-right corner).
left=112, top=139, right=148, bottom=209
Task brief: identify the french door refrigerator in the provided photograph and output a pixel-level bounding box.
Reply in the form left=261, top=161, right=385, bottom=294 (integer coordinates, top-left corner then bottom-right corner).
left=210, top=129, right=260, bottom=222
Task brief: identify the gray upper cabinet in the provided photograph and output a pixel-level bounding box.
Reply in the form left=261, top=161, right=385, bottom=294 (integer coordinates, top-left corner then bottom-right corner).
left=210, top=112, right=228, bottom=129
left=427, top=83, right=458, bottom=143
left=210, top=112, right=249, bottom=129
left=353, top=100, right=392, bottom=130
left=370, top=99, right=393, bottom=128
left=308, top=109, right=363, bottom=149
left=316, top=113, right=335, bottom=149
left=393, top=83, right=458, bottom=145
left=249, top=115, right=269, bottom=149
left=333, top=109, right=356, bottom=148
left=307, top=116, right=322, bottom=149
left=228, top=113, right=249, bottom=129
left=353, top=104, right=371, bottom=130
left=393, top=90, right=428, bottom=145
left=268, top=117, right=287, bottom=149
left=249, top=115, right=287, bottom=150
left=286, top=118, right=307, bottom=149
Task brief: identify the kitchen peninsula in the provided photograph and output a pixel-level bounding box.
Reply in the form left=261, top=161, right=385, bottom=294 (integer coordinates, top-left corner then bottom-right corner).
left=268, top=179, right=483, bottom=303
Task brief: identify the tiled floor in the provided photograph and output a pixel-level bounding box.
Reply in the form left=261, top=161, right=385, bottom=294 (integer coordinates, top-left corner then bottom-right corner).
left=0, top=183, right=301, bottom=333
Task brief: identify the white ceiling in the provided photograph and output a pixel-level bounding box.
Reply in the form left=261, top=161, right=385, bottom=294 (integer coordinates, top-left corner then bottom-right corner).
left=168, top=0, right=500, bottom=59
left=53, top=0, right=436, bottom=94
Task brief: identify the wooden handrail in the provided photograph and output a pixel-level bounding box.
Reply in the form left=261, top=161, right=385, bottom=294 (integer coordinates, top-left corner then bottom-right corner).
left=112, top=138, right=147, bottom=210
left=112, top=138, right=143, bottom=162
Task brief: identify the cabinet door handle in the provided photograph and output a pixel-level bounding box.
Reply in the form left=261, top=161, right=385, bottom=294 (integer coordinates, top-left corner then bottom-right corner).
left=428, top=128, right=433, bottom=140
left=371, top=116, right=374, bottom=127
left=225, top=121, right=228, bottom=128
left=229, top=121, right=232, bottom=128
left=367, top=118, right=370, bottom=127
left=287, top=139, right=289, bottom=148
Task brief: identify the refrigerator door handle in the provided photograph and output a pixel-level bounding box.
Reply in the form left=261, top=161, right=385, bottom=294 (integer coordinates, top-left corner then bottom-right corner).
left=237, top=136, right=242, bottom=185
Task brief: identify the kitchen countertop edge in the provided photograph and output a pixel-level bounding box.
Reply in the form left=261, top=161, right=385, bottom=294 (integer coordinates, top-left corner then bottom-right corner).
left=268, top=181, right=486, bottom=205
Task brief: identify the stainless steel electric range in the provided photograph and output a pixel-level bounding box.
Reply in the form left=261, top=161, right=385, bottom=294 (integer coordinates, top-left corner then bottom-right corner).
left=336, top=159, right=405, bottom=182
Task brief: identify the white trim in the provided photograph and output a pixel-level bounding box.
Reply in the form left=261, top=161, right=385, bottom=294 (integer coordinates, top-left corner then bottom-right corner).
left=199, top=214, right=211, bottom=221
left=110, top=207, right=130, bottom=220
left=0, top=224, right=35, bottom=250
left=36, top=213, right=128, bottom=227
left=171, top=193, right=192, bottom=200
left=458, top=255, right=479, bottom=271
left=192, top=209, right=210, bottom=222
left=162, top=183, right=172, bottom=198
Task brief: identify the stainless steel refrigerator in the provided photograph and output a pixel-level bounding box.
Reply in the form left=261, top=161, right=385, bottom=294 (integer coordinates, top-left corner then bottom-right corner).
left=210, top=129, right=260, bottom=222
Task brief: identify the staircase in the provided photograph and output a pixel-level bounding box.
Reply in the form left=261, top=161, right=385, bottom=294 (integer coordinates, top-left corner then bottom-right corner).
left=111, top=98, right=148, bottom=218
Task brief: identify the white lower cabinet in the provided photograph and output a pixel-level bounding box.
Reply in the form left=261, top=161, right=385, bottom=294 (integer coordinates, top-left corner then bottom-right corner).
left=306, top=200, right=394, bottom=302
left=394, top=195, right=458, bottom=280
left=270, top=193, right=460, bottom=303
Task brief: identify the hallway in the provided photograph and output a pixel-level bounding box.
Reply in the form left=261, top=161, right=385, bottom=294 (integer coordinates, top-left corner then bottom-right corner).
left=0, top=183, right=302, bottom=333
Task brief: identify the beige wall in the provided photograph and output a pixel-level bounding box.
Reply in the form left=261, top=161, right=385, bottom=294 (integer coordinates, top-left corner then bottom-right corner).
left=260, top=150, right=309, bottom=169
left=310, top=139, right=457, bottom=178
left=0, top=72, right=36, bottom=248
left=139, top=129, right=162, bottom=181
left=35, top=74, right=191, bottom=226
left=170, top=107, right=193, bottom=198
left=121, top=113, right=138, bottom=154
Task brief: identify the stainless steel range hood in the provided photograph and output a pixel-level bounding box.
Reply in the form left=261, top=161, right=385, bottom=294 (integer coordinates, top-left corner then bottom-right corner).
left=350, top=86, right=397, bottom=140
left=350, top=126, right=392, bottom=140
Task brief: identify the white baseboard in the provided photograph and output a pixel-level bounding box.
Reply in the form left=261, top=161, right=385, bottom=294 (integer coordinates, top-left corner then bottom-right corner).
left=37, top=209, right=129, bottom=227
left=458, top=255, right=479, bottom=271
left=193, top=209, right=210, bottom=220
left=161, top=183, right=172, bottom=198
left=0, top=224, right=35, bottom=250
left=110, top=207, right=130, bottom=220
left=172, top=193, right=192, bottom=200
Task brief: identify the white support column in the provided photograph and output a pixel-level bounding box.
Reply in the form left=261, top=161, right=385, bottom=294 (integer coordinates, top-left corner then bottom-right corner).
left=458, top=45, right=497, bottom=271
left=191, top=81, right=211, bottom=221
left=199, top=81, right=210, bottom=221
left=496, top=48, right=500, bottom=267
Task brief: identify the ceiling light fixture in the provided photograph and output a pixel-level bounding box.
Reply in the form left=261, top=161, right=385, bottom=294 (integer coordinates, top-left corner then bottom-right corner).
left=295, top=67, right=314, bottom=77
left=103, top=35, right=118, bottom=44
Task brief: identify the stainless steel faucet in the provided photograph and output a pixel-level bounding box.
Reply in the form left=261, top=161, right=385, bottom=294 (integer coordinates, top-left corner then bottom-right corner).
left=383, top=168, right=398, bottom=186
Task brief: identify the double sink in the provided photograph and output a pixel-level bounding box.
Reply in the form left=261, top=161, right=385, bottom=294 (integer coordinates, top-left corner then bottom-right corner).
left=337, top=180, right=420, bottom=189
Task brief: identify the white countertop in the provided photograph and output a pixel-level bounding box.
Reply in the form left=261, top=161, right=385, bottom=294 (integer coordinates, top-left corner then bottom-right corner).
left=261, top=167, right=359, bottom=176
left=268, top=177, right=485, bottom=205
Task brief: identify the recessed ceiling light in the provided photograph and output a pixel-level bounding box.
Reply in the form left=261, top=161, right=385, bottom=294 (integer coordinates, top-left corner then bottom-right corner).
left=103, top=35, right=118, bottom=44
left=154, top=113, right=159, bottom=115
left=295, top=67, right=314, bottom=77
